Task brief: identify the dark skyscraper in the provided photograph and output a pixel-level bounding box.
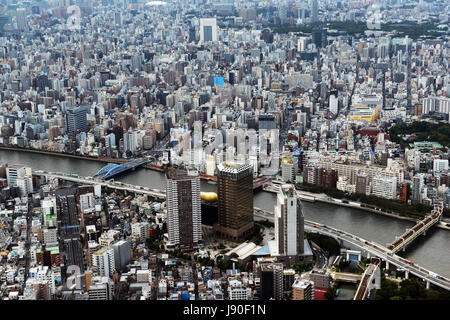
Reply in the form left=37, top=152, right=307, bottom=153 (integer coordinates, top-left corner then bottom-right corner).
left=66, top=107, right=88, bottom=135
left=214, top=162, right=254, bottom=240
left=203, top=26, right=213, bottom=42
left=312, top=28, right=327, bottom=48
left=259, top=262, right=284, bottom=300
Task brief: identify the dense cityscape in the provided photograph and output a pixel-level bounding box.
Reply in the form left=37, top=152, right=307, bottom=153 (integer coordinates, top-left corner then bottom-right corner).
left=0, top=0, right=449, bottom=303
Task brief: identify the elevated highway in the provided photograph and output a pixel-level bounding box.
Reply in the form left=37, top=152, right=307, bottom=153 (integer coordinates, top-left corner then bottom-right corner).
left=33, top=171, right=166, bottom=200
left=354, top=260, right=381, bottom=300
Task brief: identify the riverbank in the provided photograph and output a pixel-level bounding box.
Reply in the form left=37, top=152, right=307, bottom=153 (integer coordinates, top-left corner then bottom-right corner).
left=2, top=145, right=449, bottom=231
left=0, top=145, right=125, bottom=164
left=264, top=185, right=450, bottom=231
left=0, top=145, right=219, bottom=182
left=316, top=196, right=450, bottom=231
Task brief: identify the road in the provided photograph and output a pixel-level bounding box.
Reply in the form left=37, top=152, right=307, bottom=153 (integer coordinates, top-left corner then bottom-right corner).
left=310, top=241, right=327, bottom=270
left=22, top=197, right=32, bottom=293
left=33, top=171, right=166, bottom=199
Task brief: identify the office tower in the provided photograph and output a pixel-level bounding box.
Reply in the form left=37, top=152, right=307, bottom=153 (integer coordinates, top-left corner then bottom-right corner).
left=6, top=164, right=26, bottom=187
left=199, top=18, right=218, bottom=42
left=312, top=28, right=327, bottom=48
left=298, top=7, right=307, bottom=21
left=41, top=197, right=58, bottom=227
left=6, top=164, right=32, bottom=196
left=131, top=222, right=150, bottom=241
left=371, top=176, right=397, bottom=200
left=111, top=240, right=131, bottom=271
left=310, top=0, right=318, bottom=23
left=114, top=11, right=123, bottom=26
left=329, top=94, right=338, bottom=115
left=79, top=193, right=95, bottom=213
left=66, top=107, right=88, bottom=135
left=92, top=247, right=115, bottom=278
left=259, top=262, right=283, bottom=300
left=123, top=130, right=137, bottom=154
left=281, top=158, right=298, bottom=183
left=0, top=15, right=8, bottom=36
left=88, top=276, right=113, bottom=300
left=16, top=8, right=27, bottom=31
left=58, top=194, right=84, bottom=272
left=412, top=174, right=424, bottom=204
left=274, top=185, right=304, bottom=256
left=215, top=163, right=254, bottom=240
left=355, top=173, right=370, bottom=195
left=297, top=36, right=310, bottom=52
left=166, top=169, right=202, bottom=251
left=278, top=6, right=288, bottom=24
left=433, top=159, right=449, bottom=175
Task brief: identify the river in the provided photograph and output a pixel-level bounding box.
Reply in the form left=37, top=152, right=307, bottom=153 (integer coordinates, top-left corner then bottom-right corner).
left=1, top=150, right=449, bottom=278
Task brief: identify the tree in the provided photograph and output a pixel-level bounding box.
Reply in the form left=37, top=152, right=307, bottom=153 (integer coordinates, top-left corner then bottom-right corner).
left=399, top=279, right=427, bottom=300
left=373, top=277, right=400, bottom=300
left=325, top=287, right=335, bottom=300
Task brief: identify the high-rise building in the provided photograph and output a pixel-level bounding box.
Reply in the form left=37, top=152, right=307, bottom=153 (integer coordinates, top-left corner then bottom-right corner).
left=6, top=164, right=28, bottom=187
left=166, top=169, right=202, bottom=251
left=199, top=18, right=218, bottom=42
left=274, top=184, right=304, bottom=256
left=16, top=8, right=28, bottom=31
left=66, top=107, right=88, bottom=135
left=259, top=262, right=283, bottom=300
left=297, top=36, right=310, bottom=52
left=281, top=158, right=298, bottom=183
left=111, top=240, right=131, bottom=271
left=310, top=0, right=318, bottom=23
left=312, top=28, right=327, bottom=48
left=433, top=159, right=449, bottom=175
left=131, top=222, right=150, bottom=241
left=371, top=176, right=397, bottom=199
left=355, top=173, right=369, bottom=195
left=412, top=174, right=424, bottom=204
left=41, top=197, right=58, bottom=227
left=283, top=269, right=296, bottom=293
left=215, top=162, right=254, bottom=240
left=123, top=130, right=137, bottom=154
left=114, top=11, right=123, bottom=26
left=92, top=247, right=115, bottom=278
left=88, top=276, right=113, bottom=300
